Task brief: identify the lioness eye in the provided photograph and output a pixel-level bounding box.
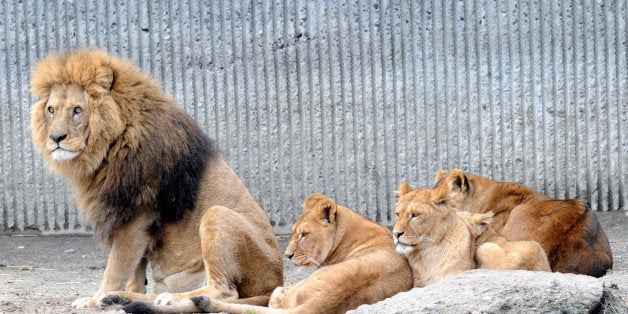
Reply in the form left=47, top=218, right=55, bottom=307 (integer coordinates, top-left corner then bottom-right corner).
left=411, top=212, right=420, bottom=218
left=300, top=232, right=308, bottom=239
left=73, top=107, right=82, bottom=114
left=47, top=106, right=54, bottom=114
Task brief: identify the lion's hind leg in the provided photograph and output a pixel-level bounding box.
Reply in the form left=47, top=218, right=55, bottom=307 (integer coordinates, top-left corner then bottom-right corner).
left=153, top=205, right=282, bottom=307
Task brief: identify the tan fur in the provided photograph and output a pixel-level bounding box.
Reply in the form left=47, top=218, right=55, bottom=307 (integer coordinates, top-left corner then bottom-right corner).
left=457, top=211, right=551, bottom=271
left=30, top=50, right=283, bottom=309
left=393, top=187, right=475, bottom=287
left=139, top=193, right=414, bottom=314
left=432, top=169, right=613, bottom=277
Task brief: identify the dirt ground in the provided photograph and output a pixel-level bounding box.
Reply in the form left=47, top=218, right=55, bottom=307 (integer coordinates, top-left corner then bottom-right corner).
left=0, top=210, right=625, bottom=314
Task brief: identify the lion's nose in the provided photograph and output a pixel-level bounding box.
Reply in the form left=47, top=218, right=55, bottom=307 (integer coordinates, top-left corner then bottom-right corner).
left=285, top=253, right=294, bottom=259
left=393, top=231, right=404, bottom=239
left=49, top=133, right=67, bottom=144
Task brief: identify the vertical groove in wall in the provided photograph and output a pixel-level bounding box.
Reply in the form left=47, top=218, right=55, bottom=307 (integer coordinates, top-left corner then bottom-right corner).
left=0, top=0, right=626, bottom=234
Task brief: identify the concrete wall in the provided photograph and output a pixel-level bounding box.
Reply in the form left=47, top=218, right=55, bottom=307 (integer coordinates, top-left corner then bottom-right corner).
left=1, top=0, right=626, bottom=234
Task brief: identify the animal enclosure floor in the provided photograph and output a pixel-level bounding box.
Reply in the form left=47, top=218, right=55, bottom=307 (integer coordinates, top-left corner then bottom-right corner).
left=0, top=211, right=625, bottom=313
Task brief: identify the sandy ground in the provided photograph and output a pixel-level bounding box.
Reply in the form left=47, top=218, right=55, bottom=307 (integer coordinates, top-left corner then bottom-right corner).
left=0, top=210, right=625, bottom=313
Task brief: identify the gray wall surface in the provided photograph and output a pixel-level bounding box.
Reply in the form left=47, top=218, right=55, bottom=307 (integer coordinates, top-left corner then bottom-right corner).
left=0, top=0, right=626, bottom=234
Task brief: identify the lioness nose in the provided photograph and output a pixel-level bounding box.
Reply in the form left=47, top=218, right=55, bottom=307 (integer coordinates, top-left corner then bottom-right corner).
left=49, top=133, right=67, bottom=144
left=393, top=231, right=404, bottom=239
left=285, top=253, right=294, bottom=259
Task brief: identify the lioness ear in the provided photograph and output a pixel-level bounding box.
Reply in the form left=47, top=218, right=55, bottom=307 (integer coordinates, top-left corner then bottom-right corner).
left=94, top=66, right=113, bottom=94
left=446, top=169, right=469, bottom=194
left=398, top=182, right=413, bottom=196
left=316, top=198, right=337, bottom=224
left=470, top=212, right=494, bottom=234
left=434, top=168, right=449, bottom=187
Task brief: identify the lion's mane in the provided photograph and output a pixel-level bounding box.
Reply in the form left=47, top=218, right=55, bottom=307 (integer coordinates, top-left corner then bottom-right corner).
left=30, top=50, right=218, bottom=245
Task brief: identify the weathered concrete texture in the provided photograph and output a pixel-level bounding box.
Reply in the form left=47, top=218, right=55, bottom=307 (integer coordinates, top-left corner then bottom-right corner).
left=349, top=269, right=608, bottom=314
left=0, top=0, right=626, bottom=234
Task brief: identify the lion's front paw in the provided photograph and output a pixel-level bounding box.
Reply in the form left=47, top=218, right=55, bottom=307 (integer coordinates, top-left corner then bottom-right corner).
left=98, top=293, right=132, bottom=307
left=71, top=296, right=98, bottom=309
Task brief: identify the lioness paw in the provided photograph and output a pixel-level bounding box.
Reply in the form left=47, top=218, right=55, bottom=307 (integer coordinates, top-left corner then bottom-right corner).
left=71, top=296, right=98, bottom=309
left=154, top=292, right=175, bottom=305
left=154, top=292, right=192, bottom=306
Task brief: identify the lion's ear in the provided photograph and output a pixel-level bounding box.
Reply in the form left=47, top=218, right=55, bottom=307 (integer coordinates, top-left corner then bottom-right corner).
left=471, top=212, right=494, bottom=234
left=446, top=169, right=469, bottom=195
left=302, top=193, right=326, bottom=216
left=434, top=168, right=449, bottom=187
left=94, top=66, right=113, bottom=94
left=398, top=182, right=413, bottom=196
left=316, top=198, right=337, bottom=224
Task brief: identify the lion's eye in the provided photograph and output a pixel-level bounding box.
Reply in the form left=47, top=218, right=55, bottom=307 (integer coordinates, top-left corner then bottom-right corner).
left=73, top=107, right=83, bottom=115
left=300, top=232, right=308, bottom=239
left=394, top=212, right=399, bottom=217
left=411, top=212, right=420, bottom=218
left=47, top=106, right=54, bottom=114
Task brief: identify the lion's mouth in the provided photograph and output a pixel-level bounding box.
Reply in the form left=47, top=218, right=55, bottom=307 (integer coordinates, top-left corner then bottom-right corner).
left=51, top=147, right=80, bottom=161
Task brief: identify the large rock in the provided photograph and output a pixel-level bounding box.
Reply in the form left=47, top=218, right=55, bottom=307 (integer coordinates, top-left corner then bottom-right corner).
left=349, top=269, right=605, bottom=313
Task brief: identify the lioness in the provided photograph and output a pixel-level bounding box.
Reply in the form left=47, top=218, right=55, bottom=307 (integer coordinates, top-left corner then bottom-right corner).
left=433, top=169, right=613, bottom=277
left=458, top=211, right=552, bottom=271
left=29, top=50, right=283, bottom=308
left=123, top=193, right=414, bottom=314
left=393, top=185, right=475, bottom=287
left=393, top=184, right=551, bottom=287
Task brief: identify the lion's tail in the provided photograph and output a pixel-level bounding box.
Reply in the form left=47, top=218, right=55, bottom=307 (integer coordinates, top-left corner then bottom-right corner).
left=122, top=301, right=199, bottom=314
left=123, top=296, right=292, bottom=314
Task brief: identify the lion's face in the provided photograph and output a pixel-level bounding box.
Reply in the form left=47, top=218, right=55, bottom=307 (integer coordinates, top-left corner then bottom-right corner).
left=39, top=84, right=91, bottom=161
left=284, top=194, right=336, bottom=267
left=392, top=187, right=450, bottom=255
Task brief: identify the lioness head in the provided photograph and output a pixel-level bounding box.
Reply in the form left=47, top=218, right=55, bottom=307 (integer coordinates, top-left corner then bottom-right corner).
left=392, top=182, right=457, bottom=255
left=284, top=193, right=337, bottom=267
left=30, top=50, right=125, bottom=173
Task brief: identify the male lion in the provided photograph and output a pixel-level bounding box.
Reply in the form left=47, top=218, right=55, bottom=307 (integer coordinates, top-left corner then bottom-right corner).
left=431, top=169, right=613, bottom=277
left=123, top=193, right=414, bottom=314
left=393, top=185, right=551, bottom=287
left=29, top=50, right=283, bottom=308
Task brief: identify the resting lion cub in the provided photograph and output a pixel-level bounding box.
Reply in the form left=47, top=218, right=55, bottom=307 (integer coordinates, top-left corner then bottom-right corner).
left=124, top=193, right=413, bottom=314
left=457, top=211, right=551, bottom=272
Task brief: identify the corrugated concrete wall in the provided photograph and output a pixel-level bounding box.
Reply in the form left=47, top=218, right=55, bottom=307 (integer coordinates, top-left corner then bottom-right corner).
left=1, top=0, right=626, bottom=234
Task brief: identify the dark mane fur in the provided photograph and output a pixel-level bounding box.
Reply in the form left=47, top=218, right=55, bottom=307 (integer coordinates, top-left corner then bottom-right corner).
left=30, top=49, right=219, bottom=245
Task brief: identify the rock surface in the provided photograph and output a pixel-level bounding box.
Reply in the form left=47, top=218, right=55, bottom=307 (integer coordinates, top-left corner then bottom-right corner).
left=350, top=269, right=609, bottom=313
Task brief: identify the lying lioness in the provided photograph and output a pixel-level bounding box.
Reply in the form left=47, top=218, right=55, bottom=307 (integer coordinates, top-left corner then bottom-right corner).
left=457, top=211, right=551, bottom=272
left=432, top=169, right=612, bottom=277
left=123, top=193, right=413, bottom=314
left=393, top=186, right=475, bottom=287
left=393, top=185, right=550, bottom=287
